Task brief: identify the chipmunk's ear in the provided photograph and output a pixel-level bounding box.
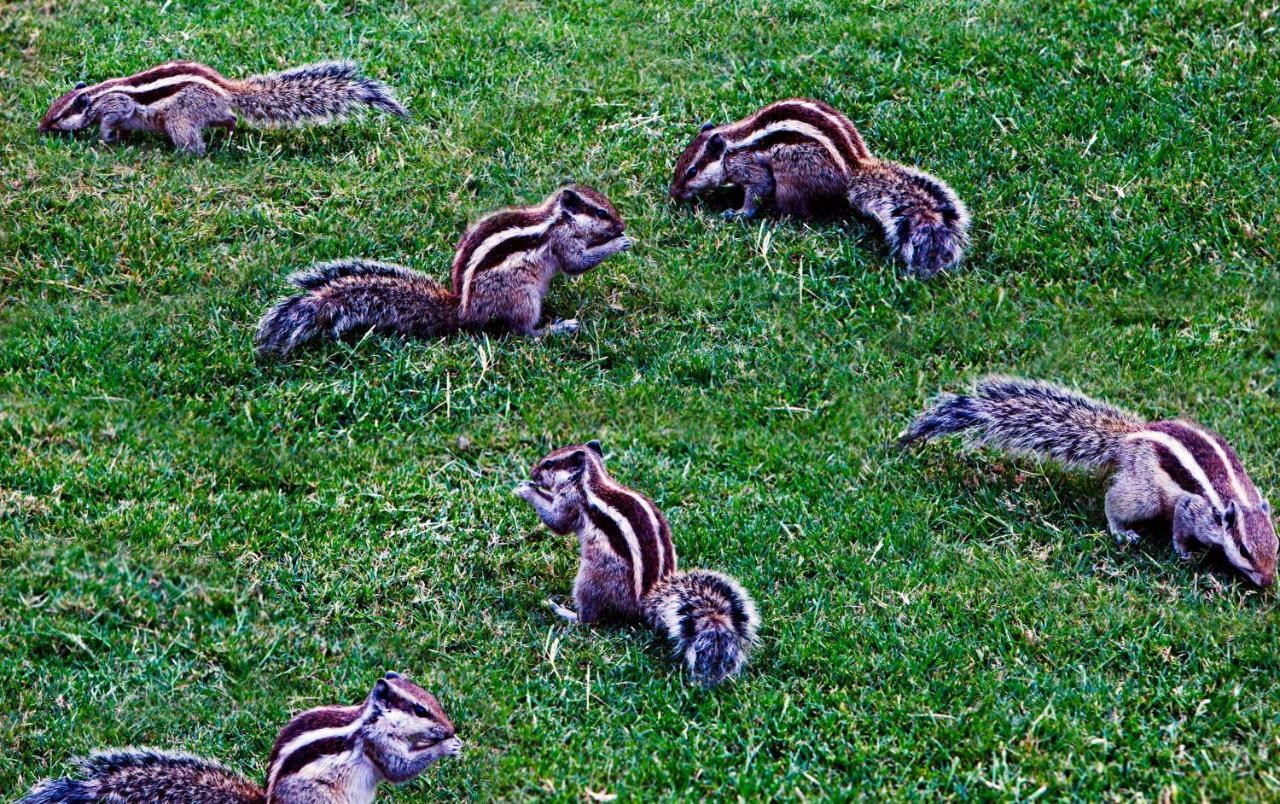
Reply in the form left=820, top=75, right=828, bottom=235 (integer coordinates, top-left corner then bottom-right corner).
left=374, top=678, right=392, bottom=700
left=1262, top=499, right=1272, bottom=514
left=700, top=121, right=715, bottom=132
left=384, top=671, right=401, bottom=680
left=560, top=187, right=587, bottom=213
left=74, top=81, right=88, bottom=90
left=705, top=132, right=726, bottom=156
left=1223, top=501, right=1238, bottom=528
left=586, top=439, right=603, bottom=457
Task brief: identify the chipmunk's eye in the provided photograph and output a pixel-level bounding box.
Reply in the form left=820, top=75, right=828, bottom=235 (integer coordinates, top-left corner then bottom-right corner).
left=594, top=207, right=611, bottom=220
left=413, top=703, right=429, bottom=718
left=685, top=166, right=697, bottom=179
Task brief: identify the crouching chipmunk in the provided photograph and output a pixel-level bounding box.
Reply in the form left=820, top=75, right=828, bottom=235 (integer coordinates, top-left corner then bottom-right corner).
left=670, top=98, right=969, bottom=279
left=19, top=672, right=461, bottom=804
left=901, top=375, right=1277, bottom=586
left=514, top=441, right=761, bottom=685
left=255, top=184, right=631, bottom=357
left=39, top=60, right=407, bottom=155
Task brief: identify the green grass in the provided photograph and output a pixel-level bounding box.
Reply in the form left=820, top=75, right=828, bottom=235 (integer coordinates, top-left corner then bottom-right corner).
left=2, top=0, right=1278, bottom=799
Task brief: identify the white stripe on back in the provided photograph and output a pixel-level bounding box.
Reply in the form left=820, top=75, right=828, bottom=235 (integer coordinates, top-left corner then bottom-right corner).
left=585, top=485, right=645, bottom=600
left=457, top=203, right=559, bottom=311
left=91, top=74, right=230, bottom=100
left=604, top=478, right=665, bottom=577
left=1126, top=430, right=1223, bottom=508
left=793, top=101, right=864, bottom=160
left=729, top=120, right=850, bottom=174
left=267, top=708, right=369, bottom=790
left=1181, top=423, right=1254, bottom=505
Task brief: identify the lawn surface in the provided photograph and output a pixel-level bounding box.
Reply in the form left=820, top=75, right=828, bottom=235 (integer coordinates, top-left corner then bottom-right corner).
left=2, top=0, right=1279, bottom=800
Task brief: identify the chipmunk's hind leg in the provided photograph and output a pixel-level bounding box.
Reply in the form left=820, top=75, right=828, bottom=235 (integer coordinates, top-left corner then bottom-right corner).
left=1105, top=468, right=1162, bottom=546
left=771, top=143, right=849, bottom=219
left=162, top=86, right=235, bottom=155
left=164, top=117, right=208, bottom=155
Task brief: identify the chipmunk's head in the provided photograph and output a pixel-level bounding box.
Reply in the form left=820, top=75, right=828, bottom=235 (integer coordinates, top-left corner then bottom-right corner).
left=552, top=184, right=626, bottom=269
left=364, top=672, right=460, bottom=782
left=1220, top=499, right=1276, bottom=588
left=529, top=441, right=605, bottom=493
left=39, top=81, right=95, bottom=133
left=670, top=121, right=727, bottom=201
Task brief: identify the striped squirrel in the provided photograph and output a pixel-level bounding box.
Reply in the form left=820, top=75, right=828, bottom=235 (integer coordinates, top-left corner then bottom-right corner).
left=39, top=61, right=407, bottom=155
left=254, top=184, right=630, bottom=357
left=901, top=376, right=1277, bottom=586
left=669, top=98, right=970, bottom=279
left=19, top=672, right=461, bottom=804
left=513, top=441, right=761, bottom=685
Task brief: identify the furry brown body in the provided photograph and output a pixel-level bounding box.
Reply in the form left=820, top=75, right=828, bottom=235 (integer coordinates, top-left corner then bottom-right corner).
left=670, top=99, right=969, bottom=278
left=514, top=441, right=761, bottom=685
left=19, top=673, right=461, bottom=804
left=901, top=376, right=1277, bottom=586
left=254, top=185, right=629, bottom=356
left=39, top=61, right=407, bottom=155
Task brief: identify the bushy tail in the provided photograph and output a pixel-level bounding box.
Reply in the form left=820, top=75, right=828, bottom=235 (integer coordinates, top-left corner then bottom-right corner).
left=254, top=259, right=459, bottom=357
left=18, top=748, right=264, bottom=804
left=231, top=61, right=408, bottom=125
left=643, top=569, right=760, bottom=686
left=848, top=160, right=970, bottom=279
left=900, top=375, right=1145, bottom=471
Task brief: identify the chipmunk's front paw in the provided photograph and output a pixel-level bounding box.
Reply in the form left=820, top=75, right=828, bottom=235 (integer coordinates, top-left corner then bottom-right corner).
left=512, top=481, right=540, bottom=501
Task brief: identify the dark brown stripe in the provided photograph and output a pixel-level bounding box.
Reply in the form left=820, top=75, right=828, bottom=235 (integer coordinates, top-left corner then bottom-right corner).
left=586, top=502, right=634, bottom=574
left=736, top=129, right=828, bottom=157
left=1151, top=421, right=1235, bottom=503
left=658, top=513, right=675, bottom=578
left=1153, top=443, right=1203, bottom=497
left=89, top=61, right=232, bottom=95
left=727, top=100, right=864, bottom=170
left=466, top=232, right=546, bottom=277
left=802, top=98, right=872, bottom=158
left=1200, top=425, right=1260, bottom=505
left=119, top=80, right=198, bottom=105
left=450, top=206, right=556, bottom=291
left=273, top=735, right=353, bottom=783
left=595, top=486, right=660, bottom=595
left=267, top=705, right=363, bottom=769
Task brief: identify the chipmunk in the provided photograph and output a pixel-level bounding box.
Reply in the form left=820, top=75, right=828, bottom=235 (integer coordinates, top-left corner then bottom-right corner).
left=19, top=672, right=461, bottom=804
left=38, top=60, right=407, bottom=155
left=901, top=376, right=1277, bottom=586
left=254, top=184, right=630, bottom=357
left=514, top=441, right=761, bottom=685
left=669, top=98, right=970, bottom=278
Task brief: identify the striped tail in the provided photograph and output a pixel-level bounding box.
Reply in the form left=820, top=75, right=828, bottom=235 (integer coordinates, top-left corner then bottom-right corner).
left=254, top=259, right=460, bottom=357
left=848, top=160, right=969, bottom=279
left=900, top=376, right=1145, bottom=471
left=642, top=570, right=760, bottom=686
left=18, top=748, right=264, bottom=804
left=231, top=61, right=408, bottom=126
